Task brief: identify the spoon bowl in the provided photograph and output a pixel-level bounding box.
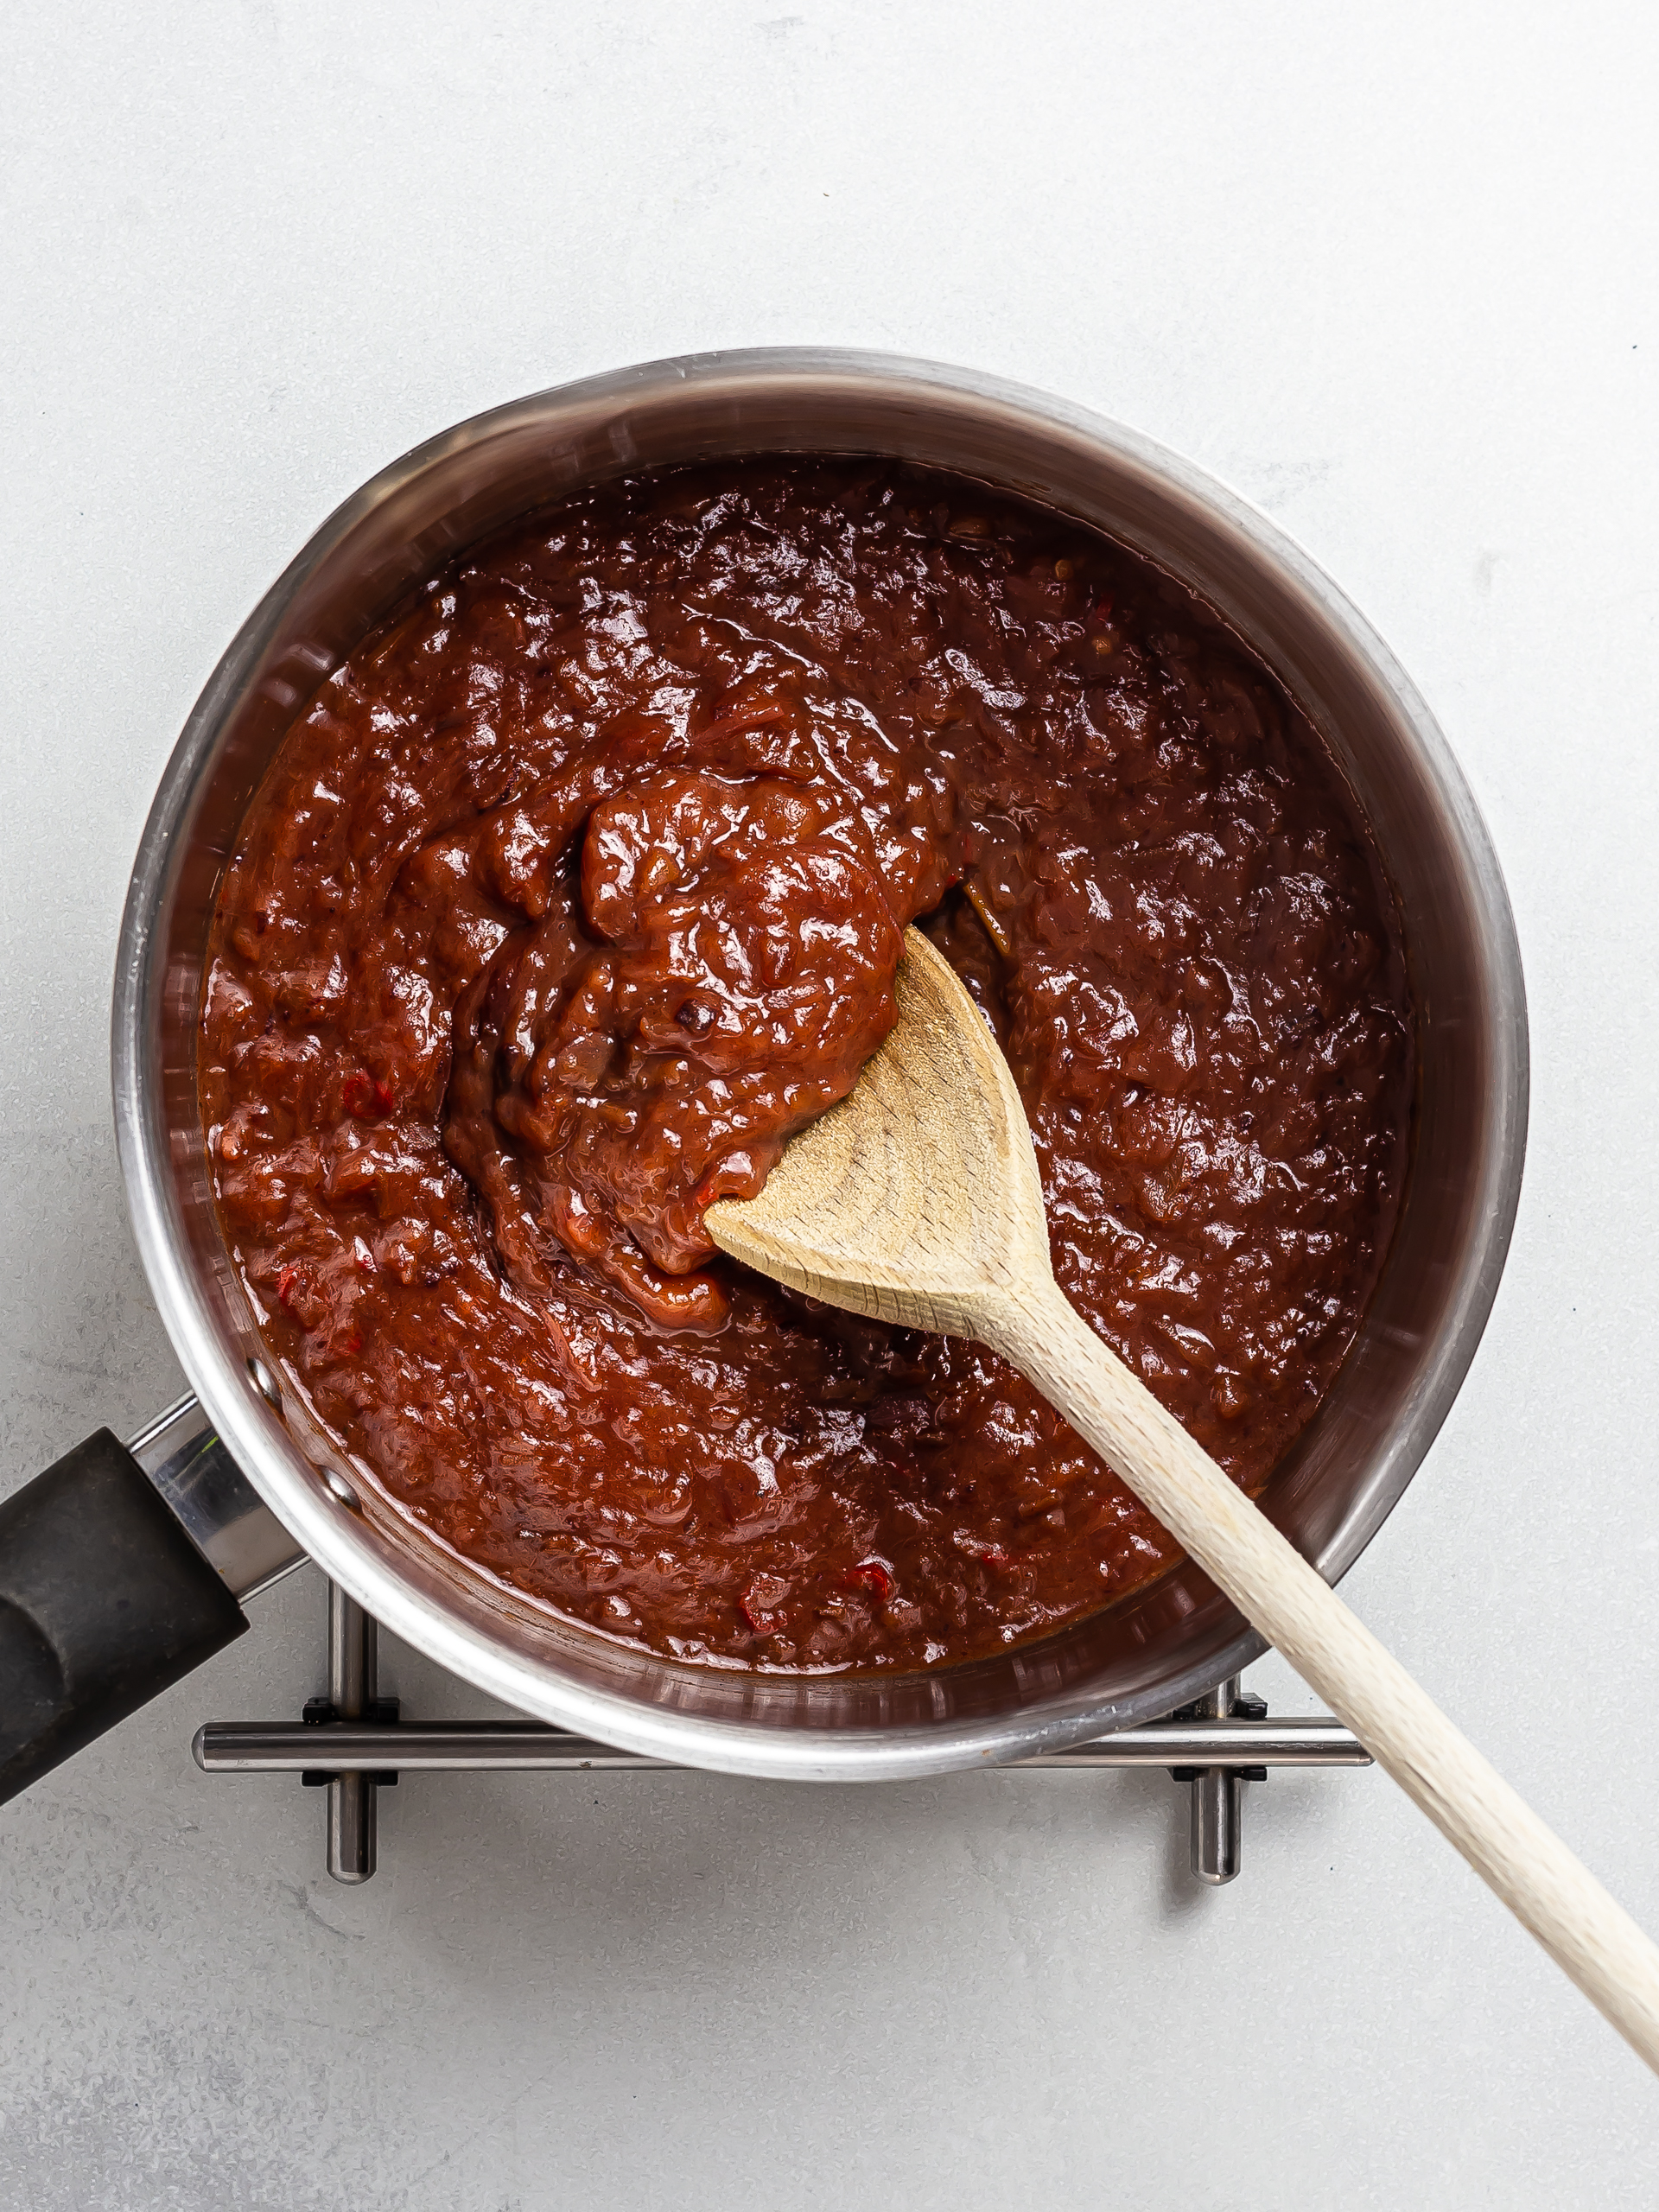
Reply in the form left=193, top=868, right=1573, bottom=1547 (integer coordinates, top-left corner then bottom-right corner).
left=709, top=927, right=1046, bottom=1329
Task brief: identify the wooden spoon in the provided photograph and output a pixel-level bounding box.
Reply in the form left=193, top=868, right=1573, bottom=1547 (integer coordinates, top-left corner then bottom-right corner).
left=708, top=925, right=1659, bottom=2071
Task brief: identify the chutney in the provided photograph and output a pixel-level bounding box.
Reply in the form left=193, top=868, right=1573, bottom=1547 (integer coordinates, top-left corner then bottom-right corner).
left=200, top=459, right=1413, bottom=1671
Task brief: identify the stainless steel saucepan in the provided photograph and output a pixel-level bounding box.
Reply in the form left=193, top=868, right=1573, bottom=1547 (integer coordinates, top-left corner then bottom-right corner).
left=0, top=351, right=1528, bottom=1805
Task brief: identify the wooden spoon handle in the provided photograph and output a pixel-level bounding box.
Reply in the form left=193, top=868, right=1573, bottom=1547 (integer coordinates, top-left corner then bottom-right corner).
left=989, top=1276, right=1659, bottom=2072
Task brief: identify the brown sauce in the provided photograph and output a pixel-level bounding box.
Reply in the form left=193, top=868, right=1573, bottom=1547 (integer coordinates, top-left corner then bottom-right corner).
left=200, top=459, right=1414, bottom=1671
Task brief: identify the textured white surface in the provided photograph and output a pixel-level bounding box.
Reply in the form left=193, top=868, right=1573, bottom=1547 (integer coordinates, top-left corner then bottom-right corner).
left=3, top=4, right=1657, bottom=2203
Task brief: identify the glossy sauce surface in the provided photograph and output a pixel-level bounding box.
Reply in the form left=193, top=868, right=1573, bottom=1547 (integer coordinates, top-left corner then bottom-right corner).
left=201, top=461, right=1413, bottom=1671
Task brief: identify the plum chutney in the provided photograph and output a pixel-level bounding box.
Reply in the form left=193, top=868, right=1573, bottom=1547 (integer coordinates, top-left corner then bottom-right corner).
left=200, top=458, right=1413, bottom=1672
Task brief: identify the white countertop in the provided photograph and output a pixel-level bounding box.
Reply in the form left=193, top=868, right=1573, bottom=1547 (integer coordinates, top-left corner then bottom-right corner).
left=3, top=5, right=1657, bottom=2203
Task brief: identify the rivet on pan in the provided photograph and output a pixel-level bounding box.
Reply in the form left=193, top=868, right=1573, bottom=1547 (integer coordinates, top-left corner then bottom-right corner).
left=248, top=1356, right=282, bottom=1409
left=321, top=1467, right=361, bottom=1511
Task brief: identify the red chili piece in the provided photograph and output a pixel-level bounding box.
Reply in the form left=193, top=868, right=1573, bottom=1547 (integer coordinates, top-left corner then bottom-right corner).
left=845, top=1558, right=894, bottom=1602
left=740, top=1577, right=789, bottom=1635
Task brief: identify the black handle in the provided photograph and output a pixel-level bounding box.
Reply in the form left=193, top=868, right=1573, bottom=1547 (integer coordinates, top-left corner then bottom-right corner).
left=1, top=1427, right=248, bottom=1806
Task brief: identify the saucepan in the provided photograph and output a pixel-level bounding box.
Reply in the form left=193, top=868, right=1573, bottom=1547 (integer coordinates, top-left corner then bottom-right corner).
left=0, top=350, right=1528, bottom=1804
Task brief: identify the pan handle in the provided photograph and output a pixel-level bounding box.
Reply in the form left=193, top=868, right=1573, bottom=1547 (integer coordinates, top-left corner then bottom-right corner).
left=0, top=1400, right=305, bottom=1808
